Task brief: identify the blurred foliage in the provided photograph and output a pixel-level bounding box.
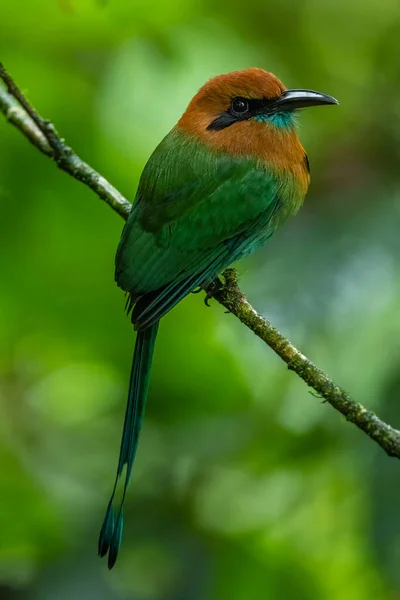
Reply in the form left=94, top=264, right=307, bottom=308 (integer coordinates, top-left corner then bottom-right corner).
left=0, top=0, right=400, bottom=598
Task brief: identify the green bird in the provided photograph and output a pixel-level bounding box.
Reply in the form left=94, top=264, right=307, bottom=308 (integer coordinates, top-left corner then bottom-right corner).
left=98, top=67, right=338, bottom=568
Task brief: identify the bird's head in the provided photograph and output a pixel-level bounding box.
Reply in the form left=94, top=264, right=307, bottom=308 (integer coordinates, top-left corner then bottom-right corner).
left=177, top=68, right=337, bottom=166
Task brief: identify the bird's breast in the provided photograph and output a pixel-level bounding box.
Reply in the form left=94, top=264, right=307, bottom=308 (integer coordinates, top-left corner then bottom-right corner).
left=177, top=118, right=310, bottom=203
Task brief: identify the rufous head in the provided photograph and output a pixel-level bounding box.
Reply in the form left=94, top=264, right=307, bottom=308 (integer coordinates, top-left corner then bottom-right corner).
left=177, top=68, right=337, bottom=166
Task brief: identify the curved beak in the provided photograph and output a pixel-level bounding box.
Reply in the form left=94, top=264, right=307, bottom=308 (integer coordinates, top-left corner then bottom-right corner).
left=272, top=89, right=339, bottom=111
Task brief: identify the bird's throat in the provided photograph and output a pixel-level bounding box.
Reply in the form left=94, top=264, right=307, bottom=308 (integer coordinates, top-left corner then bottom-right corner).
left=253, top=111, right=296, bottom=129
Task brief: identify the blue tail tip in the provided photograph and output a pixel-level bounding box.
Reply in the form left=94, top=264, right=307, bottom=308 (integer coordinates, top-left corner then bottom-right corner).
left=98, top=504, right=124, bottom=569
left=107, top=510, right=124, bottom=569
left=98, top=502, right=115, bottom=558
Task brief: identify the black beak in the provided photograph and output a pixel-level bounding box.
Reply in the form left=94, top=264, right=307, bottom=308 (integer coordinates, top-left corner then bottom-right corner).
left=272, top=89, right=339, bottom=111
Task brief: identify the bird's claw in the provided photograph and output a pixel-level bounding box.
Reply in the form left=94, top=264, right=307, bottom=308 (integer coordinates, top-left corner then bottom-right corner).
left=201, top=269, right=240, bottom=308
left=204, top=292, right=213, bottom=307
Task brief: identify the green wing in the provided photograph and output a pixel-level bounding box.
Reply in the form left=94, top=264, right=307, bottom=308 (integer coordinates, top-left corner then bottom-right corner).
left=116, top=127, right=281, bottom=299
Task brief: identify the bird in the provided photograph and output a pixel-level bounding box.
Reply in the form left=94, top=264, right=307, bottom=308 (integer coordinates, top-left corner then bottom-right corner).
left=98, top=67, right=338, bottom=568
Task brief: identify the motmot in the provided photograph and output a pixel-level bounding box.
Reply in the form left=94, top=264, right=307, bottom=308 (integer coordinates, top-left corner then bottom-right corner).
left=98, top=68, right=338, bottom=568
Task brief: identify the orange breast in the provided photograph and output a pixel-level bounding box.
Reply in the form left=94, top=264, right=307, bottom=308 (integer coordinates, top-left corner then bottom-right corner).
left=177, top=115, right=310, bottom=198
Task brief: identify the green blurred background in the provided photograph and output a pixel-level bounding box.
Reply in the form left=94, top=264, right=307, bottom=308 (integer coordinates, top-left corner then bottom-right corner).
left=1, top=0, right=400, bottom=598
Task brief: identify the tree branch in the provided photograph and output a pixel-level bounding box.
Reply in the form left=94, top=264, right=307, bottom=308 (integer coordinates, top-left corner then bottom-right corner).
left=1, top=62, right=399, bottom=459
left=0, top=63, right=131, bottom=220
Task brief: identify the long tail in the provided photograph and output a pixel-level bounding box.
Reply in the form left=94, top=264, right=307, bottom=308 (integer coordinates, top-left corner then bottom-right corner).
left=98, top=321, right=159, bottom=569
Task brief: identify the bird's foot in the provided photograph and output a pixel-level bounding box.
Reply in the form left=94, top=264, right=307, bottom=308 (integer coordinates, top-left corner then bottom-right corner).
left=203, top=268, right=239, bottom=310
left=191, top=282, right=220, bottom=304
left=203, top=276, right=224, bottom=306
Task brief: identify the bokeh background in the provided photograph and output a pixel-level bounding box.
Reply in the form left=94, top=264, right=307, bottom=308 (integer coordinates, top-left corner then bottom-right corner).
left=1, top=1, right=400, bottom=598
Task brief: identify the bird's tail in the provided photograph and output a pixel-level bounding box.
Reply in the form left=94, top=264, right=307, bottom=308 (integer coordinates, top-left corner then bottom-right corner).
left=98, top=321, right=159, bottom=569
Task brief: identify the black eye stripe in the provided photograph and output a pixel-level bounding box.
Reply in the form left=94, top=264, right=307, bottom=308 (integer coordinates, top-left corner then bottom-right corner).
left=207, top=113, right=238, bottom=131
left=207, top=96, right=278, bottom=131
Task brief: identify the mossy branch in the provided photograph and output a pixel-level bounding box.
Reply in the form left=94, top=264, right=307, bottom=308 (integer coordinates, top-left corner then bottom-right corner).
left=1, top=62, right=399, bottom=459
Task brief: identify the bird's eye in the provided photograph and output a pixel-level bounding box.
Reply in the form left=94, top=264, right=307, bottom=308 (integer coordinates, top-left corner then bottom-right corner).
left=231, top=98, right=249, bottom=116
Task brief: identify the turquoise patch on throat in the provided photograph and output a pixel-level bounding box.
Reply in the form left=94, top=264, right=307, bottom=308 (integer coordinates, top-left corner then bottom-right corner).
left=253, top=112, right=294, bottom=128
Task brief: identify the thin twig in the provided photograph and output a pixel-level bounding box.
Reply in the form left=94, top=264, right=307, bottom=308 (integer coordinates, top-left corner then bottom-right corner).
left=1, top=63, right=399, bottom=459
left=0, top=63, right=47, bottom=132
left=0, top=63, right=131, bottom=220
